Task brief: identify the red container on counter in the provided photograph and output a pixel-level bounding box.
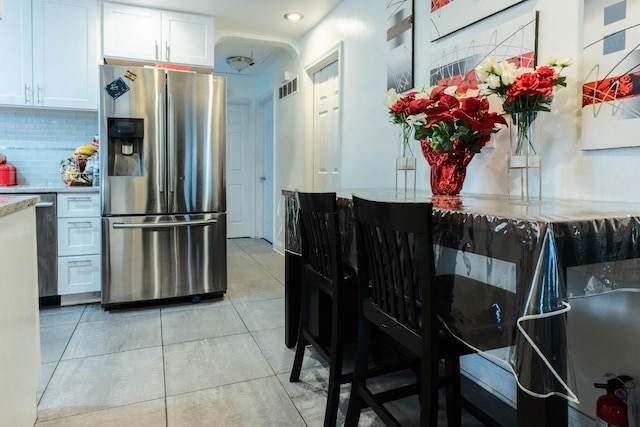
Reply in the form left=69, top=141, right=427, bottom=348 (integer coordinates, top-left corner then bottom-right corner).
left=0, top=163, right=16, bottom=186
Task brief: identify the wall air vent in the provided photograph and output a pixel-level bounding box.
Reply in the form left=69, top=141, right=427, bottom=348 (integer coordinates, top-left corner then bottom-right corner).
left=278, top=77, right=298, bottom=100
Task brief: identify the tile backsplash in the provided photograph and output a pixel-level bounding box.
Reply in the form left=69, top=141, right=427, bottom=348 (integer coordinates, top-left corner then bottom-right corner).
left=0, top=108, right=98, bottom=186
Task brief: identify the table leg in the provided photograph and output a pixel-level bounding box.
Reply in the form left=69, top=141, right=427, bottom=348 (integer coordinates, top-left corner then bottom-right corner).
left=517, top=389, right=567, bottom=427
left=285, top=251, right=302, bottom=348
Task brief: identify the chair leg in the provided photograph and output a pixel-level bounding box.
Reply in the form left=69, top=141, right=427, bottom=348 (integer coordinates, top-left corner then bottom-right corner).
left=290, top=284, right=312, bottom=382
left=323, top=303, right=344, bottom=427
left=420, top=349, right=440, bottom=426
left=445, top=357, right=462, bottom=427
left=344, top=316, right=369, bottom=427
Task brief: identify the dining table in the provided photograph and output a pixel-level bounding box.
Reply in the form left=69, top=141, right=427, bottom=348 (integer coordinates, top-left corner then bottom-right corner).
left=282, top=188, right=640, bottom=427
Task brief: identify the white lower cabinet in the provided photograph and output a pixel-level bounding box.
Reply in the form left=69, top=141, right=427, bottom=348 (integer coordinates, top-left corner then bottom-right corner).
left=58, top=254, right=101, bottom=295
left=57, top=217, right=101, bottom=256
left=57, top=192, right=101, bottom=296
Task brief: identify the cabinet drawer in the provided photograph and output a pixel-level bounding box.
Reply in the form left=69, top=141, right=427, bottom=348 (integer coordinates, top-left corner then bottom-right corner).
left=58, top=254, right=101, bottom=295
left=57, top=193, right=100, bottom=218
left=58, top=217, right=101, bottom=256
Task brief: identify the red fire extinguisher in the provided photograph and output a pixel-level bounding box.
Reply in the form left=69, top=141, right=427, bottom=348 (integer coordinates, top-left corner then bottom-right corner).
left=594, top=375, right=634, bottom=427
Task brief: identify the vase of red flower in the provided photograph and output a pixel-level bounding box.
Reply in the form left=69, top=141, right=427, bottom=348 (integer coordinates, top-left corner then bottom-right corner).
left=386, top=89, right=419, bottom=192
left=475, top=56, right=572, bottom=197
left=407, top=85, right=506, bottom=195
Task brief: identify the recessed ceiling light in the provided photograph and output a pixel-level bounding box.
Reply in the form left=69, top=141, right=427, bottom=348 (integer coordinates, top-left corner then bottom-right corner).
left=284, top=12, right=304, bottom=21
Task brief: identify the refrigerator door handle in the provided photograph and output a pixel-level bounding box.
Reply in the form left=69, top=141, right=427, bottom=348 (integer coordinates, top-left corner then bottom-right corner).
left=167, top=92, right=175, bottom=194
left=112, top=218, right=218, bottom=229
left=158, top=91, right=165, bottom=193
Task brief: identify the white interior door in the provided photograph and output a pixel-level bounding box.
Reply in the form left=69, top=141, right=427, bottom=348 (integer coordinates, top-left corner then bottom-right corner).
left=227, top=102, right=254, bottom=238
left=313, top=60, right=341, bottom=191
left=261, top=96, right=274, bottom=243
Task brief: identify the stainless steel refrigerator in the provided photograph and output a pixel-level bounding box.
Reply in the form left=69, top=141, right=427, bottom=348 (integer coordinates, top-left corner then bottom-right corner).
left=99, top=64, right=227, bottom=307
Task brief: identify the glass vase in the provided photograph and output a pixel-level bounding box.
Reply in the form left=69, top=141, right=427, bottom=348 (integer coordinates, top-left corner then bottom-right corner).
left=509, top=111, right=542, bottom=200
left=510, top=111, right=541, bottom=168
left=396, top=125, right=416, bottom=193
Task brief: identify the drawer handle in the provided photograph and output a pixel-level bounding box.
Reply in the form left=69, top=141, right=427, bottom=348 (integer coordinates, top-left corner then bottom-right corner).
left=68, top=197, right=92, bottom=201
left=68, top=260, right=94, bottom=266
left=67, top=222, right=94, bottom=227
left=113, top=218, right=217, bottom=229
left=36, top=202, right=55, bottom=208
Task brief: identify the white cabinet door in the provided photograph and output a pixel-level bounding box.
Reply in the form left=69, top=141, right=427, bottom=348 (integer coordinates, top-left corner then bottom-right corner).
left=0, top=0, right=32, bottom=106
left=57, top=193, right=100, bottom=218
left=103, top=2, right=213, bottom=68
left=58, top=254, right=101, bottom=294
left=102, top=2, right=161, bottom=62
left=161, top=11, right=213, bottom=67
left=57, top=217, right=101, bottom=256
left=32, top=0, right=97, bottom=109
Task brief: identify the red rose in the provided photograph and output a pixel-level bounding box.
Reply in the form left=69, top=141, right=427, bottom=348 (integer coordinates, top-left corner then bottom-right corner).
left=536, top=66, right=556, bottom=78
left=507, top=72, right=541, bottom=98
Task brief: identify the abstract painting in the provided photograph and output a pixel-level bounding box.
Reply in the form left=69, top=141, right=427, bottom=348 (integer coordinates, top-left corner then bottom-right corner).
left=582, top=0, right=640, bottom=150
left=428, top=0, right=529, bottom=41
left=429, top=11, right=538, bottom=97
left=387, top=0, right=414, bottom=92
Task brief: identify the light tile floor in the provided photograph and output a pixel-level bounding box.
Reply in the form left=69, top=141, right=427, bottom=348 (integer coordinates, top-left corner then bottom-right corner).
left=35, top=238, right=480, bottom=426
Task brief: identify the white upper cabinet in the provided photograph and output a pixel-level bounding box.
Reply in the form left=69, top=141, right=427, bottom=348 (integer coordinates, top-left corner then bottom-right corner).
left=102, top=3, right=161, bottom=62
left=103, top=3, right=214, bottom=68
left=0, top=0, right=98, bottom=110
left=0, top=1, right=33, bottom=106
left=32, top=0, right=98, bottom=109
left=161, top=11, right=213, bottom=67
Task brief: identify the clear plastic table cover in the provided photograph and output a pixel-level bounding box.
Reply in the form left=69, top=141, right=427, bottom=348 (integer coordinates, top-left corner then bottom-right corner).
left=282, top=189, right=640, bottom=403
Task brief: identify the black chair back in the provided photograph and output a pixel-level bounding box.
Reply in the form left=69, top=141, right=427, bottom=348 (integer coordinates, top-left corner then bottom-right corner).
left=352, top=196, right=437, bottom=356
left=346, top=195, right=473, bottom=427
left=297, top=191, right=341, bottom=296
left=290, top=191, right=357, bottom=427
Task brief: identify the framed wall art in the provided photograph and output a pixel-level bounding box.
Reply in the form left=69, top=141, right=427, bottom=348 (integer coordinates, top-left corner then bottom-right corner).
left=429, top=11, right=538, bottom=95
left=582, top=0, right=640, bottom=150
left=428, top=0, right=529, bottom=41
left=387, top=0, right=414, bottom=92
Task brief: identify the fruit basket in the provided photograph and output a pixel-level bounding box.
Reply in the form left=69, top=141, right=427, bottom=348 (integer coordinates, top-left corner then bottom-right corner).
left=60, top=143, right=98, bottom=186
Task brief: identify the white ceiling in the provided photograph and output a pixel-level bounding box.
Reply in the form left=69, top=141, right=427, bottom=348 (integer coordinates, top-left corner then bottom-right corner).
left=110, top=0, right=344, bottom=76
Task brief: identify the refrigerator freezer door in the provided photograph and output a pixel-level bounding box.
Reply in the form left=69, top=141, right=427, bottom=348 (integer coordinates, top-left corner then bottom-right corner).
left=166, top=71, right=226, bottom=214
left=101, top=213, right=227, bottom=306
left=100, top=65, right=166, bottom=216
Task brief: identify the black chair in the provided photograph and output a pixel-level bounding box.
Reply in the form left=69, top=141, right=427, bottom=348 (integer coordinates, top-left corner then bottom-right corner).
left=345, top=196, right=475, bottom=427
left=289, top=191, right=358, bottom=427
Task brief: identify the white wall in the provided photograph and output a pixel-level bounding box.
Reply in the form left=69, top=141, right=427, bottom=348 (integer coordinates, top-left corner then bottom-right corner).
left=252, top=0, right=640, bottom=204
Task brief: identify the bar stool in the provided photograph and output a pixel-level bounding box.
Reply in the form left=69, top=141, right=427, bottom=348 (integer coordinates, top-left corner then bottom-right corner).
left=345, top=196, right=476, bottom=426
left=289, top=191, right=358, bottom=427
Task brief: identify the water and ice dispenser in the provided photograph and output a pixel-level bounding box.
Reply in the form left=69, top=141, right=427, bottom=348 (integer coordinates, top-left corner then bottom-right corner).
left=107, top=118, right=144, bottom=176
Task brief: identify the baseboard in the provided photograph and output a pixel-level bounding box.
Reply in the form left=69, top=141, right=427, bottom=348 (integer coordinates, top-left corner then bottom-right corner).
left=60, top=291, right=101, bottom=306
left=461, top=353, right=596, bottom=427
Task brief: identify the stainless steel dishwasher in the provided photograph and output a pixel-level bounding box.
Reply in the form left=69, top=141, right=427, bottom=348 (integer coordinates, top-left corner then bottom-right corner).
left=16, top=193, right=58, bottom=304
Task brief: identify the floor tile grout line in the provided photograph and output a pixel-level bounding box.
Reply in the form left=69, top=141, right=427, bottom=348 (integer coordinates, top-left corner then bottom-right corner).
left=234, top=239, right=285, bottom=284
left=159, top=306, right=170, bottom=427
left=36, top=303, right=88, bottom=413
left=37, top=238, right=298, bottom=425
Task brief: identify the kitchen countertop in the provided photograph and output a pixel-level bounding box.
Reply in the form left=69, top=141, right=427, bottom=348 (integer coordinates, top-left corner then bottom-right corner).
left=0, top=195, right=40, bottom=218
left=0, top=185, right=99, bottom=194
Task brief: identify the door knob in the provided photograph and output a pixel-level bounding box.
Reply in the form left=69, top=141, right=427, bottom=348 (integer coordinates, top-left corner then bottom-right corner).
left=260, top=176, right=266, bottom=182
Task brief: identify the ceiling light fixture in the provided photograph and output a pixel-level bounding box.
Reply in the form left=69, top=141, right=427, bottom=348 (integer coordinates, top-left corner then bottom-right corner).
left=284, top=12, right=304, bottom=21
left=226, top=56, right=255, bottom=73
